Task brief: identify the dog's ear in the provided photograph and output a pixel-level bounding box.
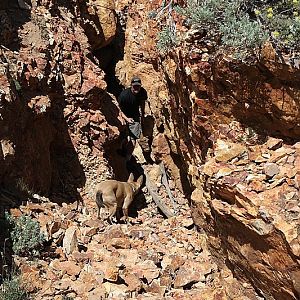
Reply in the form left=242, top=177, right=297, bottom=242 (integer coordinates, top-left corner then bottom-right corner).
left=127, top=173, right=134, bottom=182
left=136, top=175, right=144, bottom=188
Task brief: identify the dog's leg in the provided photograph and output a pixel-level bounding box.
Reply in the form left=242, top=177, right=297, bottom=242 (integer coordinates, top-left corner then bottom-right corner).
left=122, top=195, right=133, bottom=222
left=96, top=191, right=104, bottom=219
left=116, top=207, right=122, bottom=222
left=108, top=202, right=118, bottom=223
left=98, top=206, right=108, bottom=220
left=99, top=207, right=107, bottom=220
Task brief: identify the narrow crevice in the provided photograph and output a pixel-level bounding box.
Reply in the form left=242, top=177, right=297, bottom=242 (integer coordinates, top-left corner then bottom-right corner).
left=94, top=10, right=127, bottom=98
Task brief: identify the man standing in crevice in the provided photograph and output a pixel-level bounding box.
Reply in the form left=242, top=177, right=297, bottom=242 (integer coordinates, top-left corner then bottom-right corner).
left=117, top=76, right=148, bottom=162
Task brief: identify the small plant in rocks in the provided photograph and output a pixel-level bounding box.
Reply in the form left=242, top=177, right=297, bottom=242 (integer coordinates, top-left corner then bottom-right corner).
left=5, top=213, right=45, bottom=256
left=0, top=275, right=29, bottom=300
left=62, top=296, right=74, bottom=300
left=157, top=25, right=178, bottom=53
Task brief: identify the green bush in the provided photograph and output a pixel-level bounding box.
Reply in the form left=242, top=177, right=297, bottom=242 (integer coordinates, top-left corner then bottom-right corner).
left=6, top=213, right=45, bottom=256
left=176, top=0, right=267, bottom=56
left=62, top=296, right=74, bottom=300
left=176, top=0, right=228, bottom=29
left=0, top=276, right=29, bottom=300
left=156, top=0, right=300, bottom=57
left=257, top=2, right=300, bottom=50
left=157, top=25, right=178, bottom=53
left=220, top=13, right=268, bottom=57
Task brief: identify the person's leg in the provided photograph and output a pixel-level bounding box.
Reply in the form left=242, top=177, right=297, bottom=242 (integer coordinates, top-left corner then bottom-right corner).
left=119, top=122, right=140, bottom=161
left=120, top=137, right=128, bottom=154
left=125, top=137, right=136, bottom=161
left=117, top=129, right=129, bottom=157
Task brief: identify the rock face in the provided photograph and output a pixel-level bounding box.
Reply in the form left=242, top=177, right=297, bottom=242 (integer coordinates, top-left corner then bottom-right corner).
left=208, top=52, right=300, bottom=138
left=1, top=0, right=300, bottom=299
left=0, top=0, right=123, bottom=200
left=191, top=136, right=300, bottom=300
left=81, top=0, right=117, bottom=49
left=115, top=1, right=300, bottom=299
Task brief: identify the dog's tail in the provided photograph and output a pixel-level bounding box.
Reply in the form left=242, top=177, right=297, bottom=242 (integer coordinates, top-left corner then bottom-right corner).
left=96, top=190, right=104, bottom=208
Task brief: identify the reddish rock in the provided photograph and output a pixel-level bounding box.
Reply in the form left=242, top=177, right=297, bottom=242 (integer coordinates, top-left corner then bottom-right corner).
left=129, top=228, right=152, bottom=240
left=72, top=251, right=94, bottom=263
left=104, top=224, right=126, bottom=239
left=73, top=271, right=101, bottom=295
left=214, top=140, right=247, bottom=163
left=295, top=174, right=300, bottom=189
left=25, top=203, right=46, bottom=213
left=65, top=211, right=77, bottom=220
left=83, top=218, right=106, bottom=230
left=5, top=2, right=300, bottom=300
left=10, top=208, right=22, bottom=217
left=80, top=226, right=99, bottom=238
left=174, top=261, right=214, bottom=288
left=87, top=287, right=106, bottom=300
left=248, top=180, right=265, bottom=192
left=160, top=270, right=173, bottom=289
left=20, top=265, right=45, bottom=292
left=130, top=260, right=160, bottom=283
left=266, top=137, right=283, bottom=150
left=138, top=249, right=162, bottom=266
left=118, top=249, right=140, bottom=268
left=63, top=226, right=78, bottom=255
left=144, top=279, right=166, bottom=296
left=92, top=260, right=120, bottom=282
left=108, top=237, right=131, bottom=249
left=121, top=272, right=142, bottom=292
left=48, top=221, right=62, bottom=236
left=270, top=148, right=295, bottom=163
left=161, top=255, right=185, bottom=273
left=51, top=260, right=81, bottom=277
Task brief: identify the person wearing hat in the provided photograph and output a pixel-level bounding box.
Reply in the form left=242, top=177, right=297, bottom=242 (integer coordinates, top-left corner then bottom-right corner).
left=117, top=76, right=148, bottom=161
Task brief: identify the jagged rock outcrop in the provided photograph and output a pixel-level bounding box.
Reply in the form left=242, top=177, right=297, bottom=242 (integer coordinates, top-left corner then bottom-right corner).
left=116, top=1, right=300, bottom=299
left=191, top=133, right=300, bottom=300
left=1, top=0, right=299, bottom=299
left=0, top=0, right=124, bottom=201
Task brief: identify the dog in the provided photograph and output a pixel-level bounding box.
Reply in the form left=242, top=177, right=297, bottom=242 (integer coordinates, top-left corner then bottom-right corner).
left=95, top=173, right=143, bottom=223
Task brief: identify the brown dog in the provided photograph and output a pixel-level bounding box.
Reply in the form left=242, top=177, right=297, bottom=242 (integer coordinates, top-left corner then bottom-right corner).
left=95, top=173, right=143, bottom=223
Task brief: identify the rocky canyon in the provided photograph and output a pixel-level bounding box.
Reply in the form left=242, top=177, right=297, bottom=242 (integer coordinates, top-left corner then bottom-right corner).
left=0, top=0, right=299, bottom=299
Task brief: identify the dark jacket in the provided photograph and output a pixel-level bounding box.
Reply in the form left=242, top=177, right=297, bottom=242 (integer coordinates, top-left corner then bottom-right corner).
left=118, top=87, right=148, bottom=122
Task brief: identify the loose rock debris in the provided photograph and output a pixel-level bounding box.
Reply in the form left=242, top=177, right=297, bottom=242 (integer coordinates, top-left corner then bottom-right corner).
left=11, top=172, right=260, bottom=300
